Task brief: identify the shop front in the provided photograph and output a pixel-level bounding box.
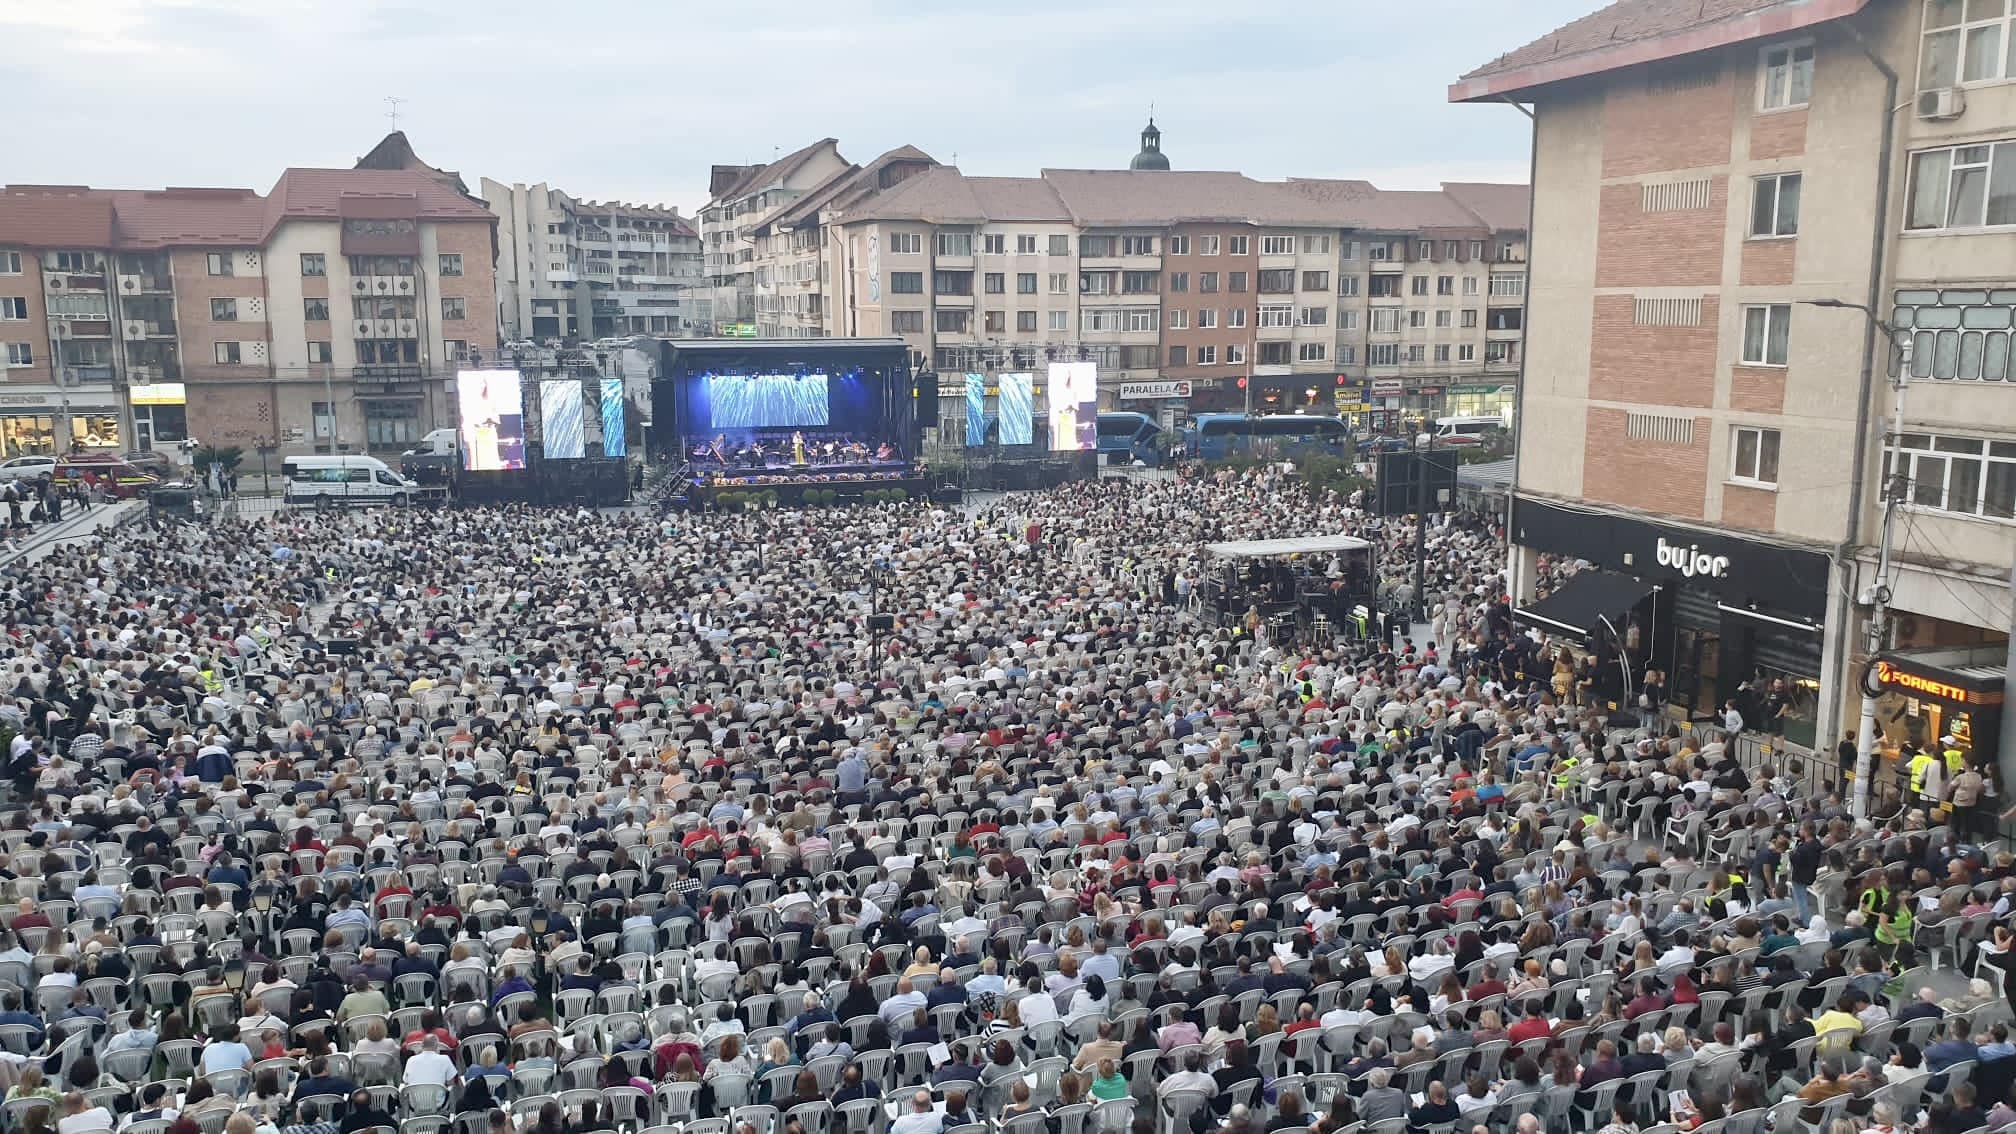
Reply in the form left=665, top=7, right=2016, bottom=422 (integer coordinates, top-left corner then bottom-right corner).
left=1441, top=383, right=1516, bottom=420
left=128, top=382, right=188, bottom=450
left=1115, top=379, right=1193, bottom=433
left=1513, top=497, right=1834, bottom=745
left=0, top=389, right=125, bottom=456
left=1868, top=646, right=2006, bottom=786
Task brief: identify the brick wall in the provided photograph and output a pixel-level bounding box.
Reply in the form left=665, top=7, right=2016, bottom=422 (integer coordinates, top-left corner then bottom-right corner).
left=1739, top=239, right=1795, bottom=287
left=1588, top=295, right=1719, bottom=407
left=1594, top=180, right=1728, bottom=289
left=1159, top=223, right=1259, bottom=379
left=434, top=221, right=499, bottom=354
left=1729, top=365, right=1786, bottom=413
left=0, top=255, right=49, bottom=383
left=1721, top=482, right=1779, bottom=532
left=171, top=248, right=270, bottom=381
left=187, top=379, right=276, bottom=449
left=1601, top=71, right=1736, bottom=179
left=1749, top=109, right=1808, bottom=161
left=1581, top=406, right=1709, bottom=518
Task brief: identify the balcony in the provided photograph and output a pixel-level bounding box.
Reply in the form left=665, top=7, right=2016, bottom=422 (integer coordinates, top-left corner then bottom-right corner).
left=55, top=274, right=109, bottom=292
left=63, top=365, right=114, bottom=384
left=354, top=364, right=425, bottom=384
left=117, top=274, right=173, bottom=294
left=127, top=362, right=182, bottom=383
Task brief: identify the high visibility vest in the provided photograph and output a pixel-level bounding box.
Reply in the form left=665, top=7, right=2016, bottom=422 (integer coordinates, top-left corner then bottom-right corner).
left=1944, top=747, right=1966, bottom=774
left=199, top=669, right=223, bottom=694
left=1909, top=752, right=1936, bottom=795
left=1553, top=756, right=1579, bottom=792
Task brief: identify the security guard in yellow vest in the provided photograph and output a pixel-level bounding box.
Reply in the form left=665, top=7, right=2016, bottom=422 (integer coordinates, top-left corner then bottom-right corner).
left=1553, top=754, right=1580, bottom=796
left=1908, top=748, right=1938, bottom=802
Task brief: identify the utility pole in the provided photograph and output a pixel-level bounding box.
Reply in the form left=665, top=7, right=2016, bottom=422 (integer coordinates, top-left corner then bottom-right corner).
left=1804, top=298, right=1909, bottom=821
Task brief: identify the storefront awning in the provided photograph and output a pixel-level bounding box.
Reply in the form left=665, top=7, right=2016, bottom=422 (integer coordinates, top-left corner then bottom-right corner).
left=1873, top=647, right=2006, bottom=707
left=1514, top=570, right=1655, bottom=638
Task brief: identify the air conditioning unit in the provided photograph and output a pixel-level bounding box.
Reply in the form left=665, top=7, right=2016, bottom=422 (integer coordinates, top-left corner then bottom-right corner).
left=397, top=279, right=412, bottom=292
left=397, top=319, right=417, bottom=337
left=354, top=321, right=373, bottom=336
left=50, top=321, right=71, bottom=338
left=376, top=319, right=394, bottom=336
left=1918, top=87, right=1965, bottom=121
left=374, top=279, right=391, bottom=292
left=57, top=368, right=81, bottom=388
left=118, top=275, right=141, bottom=293
left=352, top=279, right=370, bottom=294
left=124, top=321, right=145, bottom=340
left=47, top=276, right=67, bottom=291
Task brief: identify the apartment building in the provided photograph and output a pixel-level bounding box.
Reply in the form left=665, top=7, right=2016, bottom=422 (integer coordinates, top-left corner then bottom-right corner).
left=1456, top=0, right=2016, bottom=769
left=699, top=139, right=851, bottom=333
left=747, top=146, right=938, bottom=340
left=806, top=164, right=1528, bottom=427
left=0, top=166, right=497, bottom=458
left=482, top=179, right=702, bottom=341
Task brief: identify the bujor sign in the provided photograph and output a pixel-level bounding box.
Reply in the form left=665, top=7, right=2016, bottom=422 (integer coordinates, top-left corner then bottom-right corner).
left=1118, top=380, right=1191, bottom=400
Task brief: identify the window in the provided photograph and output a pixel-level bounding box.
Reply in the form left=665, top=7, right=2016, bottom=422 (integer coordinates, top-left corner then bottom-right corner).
left=1048, top=235, right=1070, bottom=255
left=1742, top=303, right=1793, bottom=365
left=1461, top=309, right=1479, bottom=328
left=1443, top=241, right=1461, bottom=259
left=1888, top=433, right=2016, bottom=519
left=1731, top=426, right=1782, bottom=485
left=0, top=298, right=26, bottom=320
left=1301, top=234, right=1331, bottom=254
left=1760, top=42, right=1815, bottom=108
left=1017, top=272, right=1037, bottom=294
left=937, top=271, right=974, bottom=296
left=1261, top=235, right=1295, bottom=256
left=1228, top=307, right=1247, bottom=328
left=1200, top=272, right=1219, bottom=293
left=1198, top=308, right=1218, bottom=329
left=891, top=272, right=924, bottom=294
left=891, top=310, right=925, bottom=333
left=936, top=232, right=973, bottom=256
left=1435, top=310, right=1452, bottom=328
left=1463, top=277, right=1479, bottom=296
left=1892, top=287, right=2016, bottom=381
left=1047, top=273, right=1069, bottom=294
left=1488, top=308, right=1524, bottom=331
left=438, top=253, right=463, bottom=276
left=1921, top=0, right=2016, bottom=88
left=1299, top=306, right=1328, bottom=326
left=1168, top=236, right=1190, bottom=255
left=1168, top=309, right=1189, bottom=329
left=1229, top=272, right=1248, bottom=292
left=1121, top=236, right=1156, bottom=255
left=1226, top=343, right=1246, bottom=364
left=300, top=252, right=325, bottom=277
left=1409, top=310, right=1427, bottom=329
left=214, top=341, right=242, bottom=364
left=206, top=252, right=233, bottom=276
left=984, top=311, right=1005, bottom=333
left=1751, top=173, right=1803, bottom=236
left=1121, top=271, right=1159, bottom=294
left=1168, top=272, right=1189, bottom=293
left=1411, top=276, right=1430, bottom=297
left=4, top=344, right=29, bottom=366
left=1434, top=345, right=1451, bottom=362
left=935, top=309, right=970, bottom=333
left=982, top=234, right=1005, bottom=255
left=1486, top=341, right=1516, bottom=364
left=1459, top=344, right=1476, bottom=362
left=210, top=298, right=238, bottom=321
left=1168, top=345, right=1188, bottom=367
left=1406, top=345, right=1426, bottom=363
left=304, top=298, right=329, bottom=321
left=1259, top=305, right=1295, bottom=328
left=890, top=233, right=922, bottom=254
left=442, top=297, right=466, bottom=320
left=1228, top=236, right=1250, bottom=255
left=1371, top=308, right=1403, bottom=333
left=1339, top=346, right=1356, bottom=364
left=984, top=273, right=1005, bottom=294
left=307, top=341, right=332, bottom=363
left=1126, top=308, right=1159, bottom=332
left=1080, top=271, right=1115, bottom=295
left=1258, top=269, right=1296, bottom=294
left=1338, top=311, right=1358, bottom=330
left=1418, top=241, right=1434, bottom=259
left=1369, top=276, right=1402, bottom=301
left=1368, top=243, right=1390, bottom=261
left=1302, top=271, right=1329, bottom=291
left=1199, top=235, right=1221, bottom=256
left=1468, top=240, right=1485, bottom=259
left=1259, top=341, right=1293, bottom=365
left=1341, top=241, right=1359, bottom=260
left=1198, top=345, right=1217, bottom=365
left=1489, top=276, right=1526, bottom=298
left=1369, top=344, right=1400, bottom=366
left=444, top=339, right=467, bottom=362
left=1049, top=310, right=1068, bottom=331
left=1338, top=276, right=1360, bottom=297
left=1298, top=342, right=1327, bottom=362
left=1499, top=241, right=1519, bottom=260
left=1908, top=141, right=2016, bottom=230
left=1437, top=275, right=1455, bottom=296
left=1017, top=310, right=1037, bottom=332
left=1079, top=236, right=1115, bottom=257
left=1081, top=308, right=1121, bottom=333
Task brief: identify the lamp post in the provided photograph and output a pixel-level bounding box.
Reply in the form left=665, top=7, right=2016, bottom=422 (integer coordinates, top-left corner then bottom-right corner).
left=1802, top=298, right=1912, bottom=820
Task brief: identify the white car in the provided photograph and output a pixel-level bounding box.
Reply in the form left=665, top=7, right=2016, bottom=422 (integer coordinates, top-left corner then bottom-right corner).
left=0, top=455, right=56, bottom=482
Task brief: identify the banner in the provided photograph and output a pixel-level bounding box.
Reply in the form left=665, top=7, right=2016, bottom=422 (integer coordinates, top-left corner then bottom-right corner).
left=1118, top=380, right=1191, bottom=400
left=965, top=373, right=987, bottom=447
left=601, top=378, right=626, bottom=458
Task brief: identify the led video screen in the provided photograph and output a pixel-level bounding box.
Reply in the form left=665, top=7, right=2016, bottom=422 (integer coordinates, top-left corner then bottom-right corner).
left=707, top=373, right=831, bottom=429
left=1045, top=362, right=1095, bottom=451
left=965, top=373, right=987, bottom=447
left=601, top=378, right=626, bottom=458
left=457, top=369, right=526, bottom=471
left=999, top=372, right=1034, bottom=446
left=541, top=380, right=583, bottom=459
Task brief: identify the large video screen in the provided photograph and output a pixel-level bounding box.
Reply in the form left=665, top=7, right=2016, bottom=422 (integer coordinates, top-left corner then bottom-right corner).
left=999, top=372, right=1033, bottom=446
left=965, top=373, right=987, bottom=447
left=707, top=373, right=830, bottom=429
left=541, top=380, right=584, bottom=459
left=457, top=369, right=526, bottom=471
left=600, top=378, right=626, bottom=458
left=1045, top=362, right=1095, bottom=451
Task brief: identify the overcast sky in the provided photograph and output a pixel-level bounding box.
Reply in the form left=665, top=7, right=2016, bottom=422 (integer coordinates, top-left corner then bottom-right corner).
left=4, top=0, right=1597, bottom=212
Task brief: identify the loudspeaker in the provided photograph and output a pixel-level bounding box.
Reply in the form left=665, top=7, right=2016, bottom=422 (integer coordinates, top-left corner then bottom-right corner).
left=914, top=371, right=938, bottom=405
left=867, top=614, right=895, bottom=632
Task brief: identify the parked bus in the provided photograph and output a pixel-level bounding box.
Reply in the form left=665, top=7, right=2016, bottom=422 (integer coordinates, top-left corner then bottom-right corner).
left=1095, top=412, right=1164, bottom=466
left=1183, top=413, right=1351, bottom=460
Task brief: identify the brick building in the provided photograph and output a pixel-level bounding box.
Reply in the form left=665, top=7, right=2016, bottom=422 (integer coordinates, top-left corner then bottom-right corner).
left=1456, top=0, right=2016, bottom=764
left=0, top=158, right=497, bottom=458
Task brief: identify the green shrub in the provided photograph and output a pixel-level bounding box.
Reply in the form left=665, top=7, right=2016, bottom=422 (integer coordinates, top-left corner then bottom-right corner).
left=888, top=488, right=906, bottom=502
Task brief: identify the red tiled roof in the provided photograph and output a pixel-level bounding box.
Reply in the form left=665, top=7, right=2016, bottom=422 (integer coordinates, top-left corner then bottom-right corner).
left=108, top=188, right=267, bottom=249
left=1451, top=0, right=1870, bottom=102
left=711, top=139, right=841, bottom=205
left=0, top=188, right=116, bottom=249
left=264, top=167, right=495, bottom=234
left=1441, top=182, right=1533, bottom=230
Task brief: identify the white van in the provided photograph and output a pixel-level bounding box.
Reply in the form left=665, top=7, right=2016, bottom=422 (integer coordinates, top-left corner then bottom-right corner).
left=1423, top=415, right=1507, bottom=443
left=282, top=455, right=418, bottom=507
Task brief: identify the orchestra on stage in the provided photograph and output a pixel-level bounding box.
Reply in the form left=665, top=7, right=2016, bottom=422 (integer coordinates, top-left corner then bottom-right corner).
left=689, top=430, right=904, bottom=470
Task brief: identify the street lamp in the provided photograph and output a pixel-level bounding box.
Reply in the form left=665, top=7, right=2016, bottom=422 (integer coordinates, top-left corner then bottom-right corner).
left=1800, top=298, right=1913, bottom=820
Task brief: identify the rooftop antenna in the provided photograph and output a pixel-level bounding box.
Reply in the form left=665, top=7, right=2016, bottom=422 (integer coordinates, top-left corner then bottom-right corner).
left=385, top=96, right=406, bottom=130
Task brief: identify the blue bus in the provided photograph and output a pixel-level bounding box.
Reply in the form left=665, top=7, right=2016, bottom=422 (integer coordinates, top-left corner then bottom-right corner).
left=1095, top=412, right=1164, bottom=466
left=1184, top=413, right=1352, bottom=460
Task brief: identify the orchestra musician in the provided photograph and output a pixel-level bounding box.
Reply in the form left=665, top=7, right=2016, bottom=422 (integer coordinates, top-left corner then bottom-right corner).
left=875, top=441, right=895, bottom=461
left=791, top=430, right=807, bottom=465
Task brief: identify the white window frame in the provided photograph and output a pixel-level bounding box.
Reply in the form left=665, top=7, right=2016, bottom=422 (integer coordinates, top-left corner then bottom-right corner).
left=1889, top=432, right=2016, bottom=521
left=1405, top=345, right=1425, bottom=363
left=1227, top=307, right=1247, bottom=329
left=1197, top=308, right=1217, bottom=329
left=1741, top=303, right=1793, bottom=366
left=1297, top=342, right=1326, bottom=362
left=206, top=252, right=233, bottom=276
left=4, top=343, right=30, bottom=366
left=1920, top=0, right=2016, bottom=90
left=1435, top=310, right=1452, bottom=328
left=1298, top=306, right=1328, bottom=327
left=1759, top=40, right=1816, bottom=109
left=1340, top=240, right=1358, bottom=261
left=1370, top=308, right=1403, bottom=333
left=1016, top=234, right=1038, bottom=254
left=982, top=234, right=1006, bottom=255
left=1168, top=309, right=1188, bottom=330
left=1461, top=309, right=1479, bottom=328
left=1167, top=235, right=1189, bottom=255
left=1462, top=277, right=1479, bottom=296
left=890, top=233, right=922, bottom=254
left=1226, top=343, right=1246, bottom=364
left=0, top=298, right=26, bottom=320
left=1197, top=345, right=1217, bottom=365
left=1906, top=139, right=2016, bottom=230
left=1368, top=344, right=1399, bottom=366
left=1750, top=172, right=1803, bottom=237
left=1730, top=425, right=1782, bottom=487
left=214, top=341, right=242, bottom=364
left=1199, top=235, right=1220, bottom=256
left=1338, top=277, right=1360, bottom=297
left=1261, top=235, right=1295, bottom=256
left=1258, top=304, right=1295, bottom=328
left=0, top=252, right=19, bottom=275
left=1124, top=308, right=1159, bottom=332
left=1048, top=273, right=1070, bottom=295
left=1488, top=276, right=1526, bottom=298
left=1467, top=240, right=1485, bottom=260
left=1048, top=310, right=1068, bottom=331
left=1408, top=310, right=1427, bottom=329
left=1338, top=311, right=1358, bottom=331
left=1433, top=344, right=1451, bottom=362
left=438, top=253, right=463, bottom=276
left=1459, top=344, right=1476, bottom=362
left=1227, top=236, right=1249, bottom=255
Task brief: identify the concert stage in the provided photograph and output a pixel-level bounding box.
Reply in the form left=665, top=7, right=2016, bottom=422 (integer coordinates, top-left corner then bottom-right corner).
left=652, top=338, right=922, bottom=464
left=686, top=472, right=931, bottom=510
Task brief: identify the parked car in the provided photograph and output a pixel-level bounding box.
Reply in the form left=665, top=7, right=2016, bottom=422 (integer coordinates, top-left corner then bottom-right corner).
left=53, top=459, right=160, bottom=498
left=0, top=455, right=57, bottom=482
left=117, top=450, right=178, bottom=475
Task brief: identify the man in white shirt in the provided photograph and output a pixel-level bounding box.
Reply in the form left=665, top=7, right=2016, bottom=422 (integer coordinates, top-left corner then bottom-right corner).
left=402, top=1036, right=457, bottom=1088
left=888, top=1091, right=942, bottom=1134
left=877, top=978, right=926, bottom=1025
left=57, top=1093, right=113, bottom=1134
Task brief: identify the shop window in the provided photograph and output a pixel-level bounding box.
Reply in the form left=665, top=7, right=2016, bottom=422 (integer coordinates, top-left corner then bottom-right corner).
left=364, top=400, right=422, bottom=448
left=0, top=415, right=59, bottom=456
left=70, top=416, right=120, bottom=449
